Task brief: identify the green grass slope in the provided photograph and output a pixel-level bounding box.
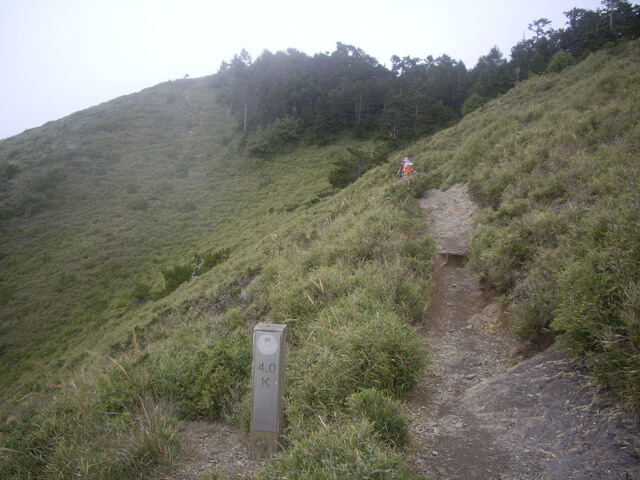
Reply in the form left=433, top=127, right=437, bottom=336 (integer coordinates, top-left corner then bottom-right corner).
left=403, top=39, right=640, bottom=408
left=0, top=39, right=639, bottom=479
left=0, top=76, right=348, bottom=406
left=1, top=117, right=433, bottom=477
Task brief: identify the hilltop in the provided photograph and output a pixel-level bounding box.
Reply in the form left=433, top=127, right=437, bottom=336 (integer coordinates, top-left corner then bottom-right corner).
left=1, top=31, right=640, bottom=480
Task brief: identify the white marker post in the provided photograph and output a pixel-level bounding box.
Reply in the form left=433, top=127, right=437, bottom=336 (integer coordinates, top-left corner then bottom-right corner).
left=250, top=323, right=287, bottom=459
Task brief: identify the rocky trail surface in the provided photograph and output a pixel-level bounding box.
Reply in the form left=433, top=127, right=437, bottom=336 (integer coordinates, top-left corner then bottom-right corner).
left=407, top=183, right=640, bottom=479
left=167, top=184, right=640, bottom=480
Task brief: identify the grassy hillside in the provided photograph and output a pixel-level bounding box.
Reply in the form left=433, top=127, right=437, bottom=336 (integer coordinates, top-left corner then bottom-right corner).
left=404, top=39, right=640, bottom=407
left=1, top=39, right=639, bottom=479
left=0, top=76, right=350, bottom=405
left=1, top=116, right=432, bottom=477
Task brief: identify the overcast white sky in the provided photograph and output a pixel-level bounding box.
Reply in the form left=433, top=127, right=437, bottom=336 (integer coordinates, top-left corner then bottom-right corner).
left=0, top=0, right=605, bottom=140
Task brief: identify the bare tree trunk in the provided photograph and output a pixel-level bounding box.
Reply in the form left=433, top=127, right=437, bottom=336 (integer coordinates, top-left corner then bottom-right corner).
left=244, top=102, right=247, bottom=132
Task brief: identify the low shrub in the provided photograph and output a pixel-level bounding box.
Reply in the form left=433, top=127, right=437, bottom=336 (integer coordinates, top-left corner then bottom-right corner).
left=287, top=312, right=426, bottom=420
left=347, top=314, right=426, bottom=398
left=0, top=162, right=19, bottom=181
left=547, top=50, right=576, bottom=73
left=194, top=248, right=231, bottom=276
left=154, top=248, right=230, bottom=299
left=132, top=282, right=152, bottom=302
left=155, top=262, right=193, bottom=298
left=551, top=199, right=640, bottom=407
left=257, top=420, right=424, bottom=480
left=508, top=253, right=559, bottom=344
left=461, top=93, right=487, bottom=116
left=328, top=161, right=356, bottom=189
left=328, top=145, right=392, bottom=190
left=345, top=388, right=409, bottom=448
left=147, top=325, right=252, bottom=420
left=470, top=224, right=533, bottom=292
left=1, top=362, right=182, bottom=479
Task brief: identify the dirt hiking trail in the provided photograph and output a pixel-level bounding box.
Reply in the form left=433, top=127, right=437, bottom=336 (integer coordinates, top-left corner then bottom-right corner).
left=168, top=184, right=640, bottom=480
left=407, top=183, right=520, bottom=478
left=408, top=183, right=640, bottom=479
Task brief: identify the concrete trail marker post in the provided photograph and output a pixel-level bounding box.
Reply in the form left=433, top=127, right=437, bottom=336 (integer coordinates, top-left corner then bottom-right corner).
left=250, top=323, right=287, bottom=459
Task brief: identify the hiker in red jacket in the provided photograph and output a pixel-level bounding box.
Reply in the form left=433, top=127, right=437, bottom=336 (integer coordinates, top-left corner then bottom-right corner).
left=397, top=157, right=414, bottom=178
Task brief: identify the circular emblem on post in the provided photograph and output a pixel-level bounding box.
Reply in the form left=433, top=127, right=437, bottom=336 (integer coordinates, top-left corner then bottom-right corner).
left=257, top=333, right=278, bottom=356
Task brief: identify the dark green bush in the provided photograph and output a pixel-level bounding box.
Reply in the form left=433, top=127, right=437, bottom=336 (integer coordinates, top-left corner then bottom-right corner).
left=328, top=162, right=356, bottom=189
left=148, top=327, right=252, bottom=420
left=461, top=93, right=487, bottom=116
left=194, top=248, right=231, bottom=276
left=547, top=51, right=576, bottom=73
left=155, top=263, right=193, bottom=298
left=245, top=116, right=304, bottom=157
left=153, top=249, right=231, bottom=299
left=328, top=145, right=391, bottom=189
left=132, top=282, right=151, bottom=302
left=0, top=162, right=19, bottom=181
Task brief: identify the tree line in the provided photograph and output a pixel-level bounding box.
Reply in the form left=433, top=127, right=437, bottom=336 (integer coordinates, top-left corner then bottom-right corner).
left=212, top=1, right=640, bottom=150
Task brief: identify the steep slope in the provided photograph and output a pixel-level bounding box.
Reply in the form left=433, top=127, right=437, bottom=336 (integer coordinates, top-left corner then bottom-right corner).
left=402, top=39, right=640, bottom=409
left=1, top=38, right=639, bottom=480
left=0, top=77, right=227, bottom=399
left=0, top=75, right=341, bottom=408
left=164, top=41, right=640, bottom=479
